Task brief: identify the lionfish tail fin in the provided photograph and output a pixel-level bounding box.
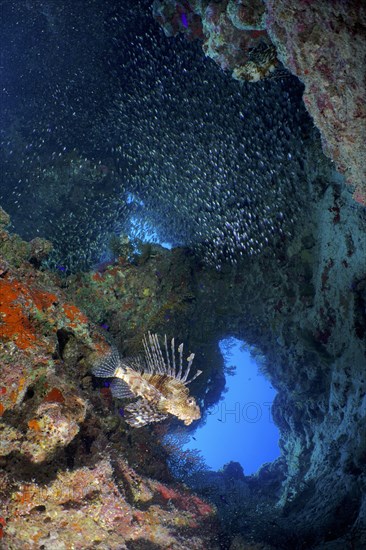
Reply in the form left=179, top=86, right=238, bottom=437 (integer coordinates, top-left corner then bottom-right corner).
left=92, top=346, right=122, bottom=378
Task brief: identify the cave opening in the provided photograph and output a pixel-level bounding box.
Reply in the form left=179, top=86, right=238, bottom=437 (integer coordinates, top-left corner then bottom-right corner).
left=184, top=338, right=280, bottom=475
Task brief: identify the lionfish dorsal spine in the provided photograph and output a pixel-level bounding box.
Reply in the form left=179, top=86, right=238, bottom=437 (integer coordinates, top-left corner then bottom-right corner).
left=164, top=334, right=173, bottom=377
left=171, top=337, right=176, bottom=377
left=185, top=368, right=202, bottom=385
left=176, top=342, right=183, bottom=380
left=142, top=333, right=202, bottom=384
left=149, top=332, right=158, bottom=372
left=154, top=332, right=167, bottom=374
left=181, top=352, right=195, bottom=382
left=144, top=332, right=166, bottom=374
left=143, top=333, right=154, bottom=373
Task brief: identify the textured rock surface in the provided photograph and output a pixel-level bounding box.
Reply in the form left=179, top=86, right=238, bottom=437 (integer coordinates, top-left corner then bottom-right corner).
left=266, top=0, right=366, bottom=205
left=153, top=0, right=279, bottom=80
left=4, top=458, right=216, bottom=549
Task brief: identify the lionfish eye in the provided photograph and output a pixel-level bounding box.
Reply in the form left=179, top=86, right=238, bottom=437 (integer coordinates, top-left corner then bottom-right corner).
left=187, top=397, right=194, bottom=405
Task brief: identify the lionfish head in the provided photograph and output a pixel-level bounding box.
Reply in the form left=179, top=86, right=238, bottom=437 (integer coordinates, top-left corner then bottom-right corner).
left=175, top=394, right=201, bottom=426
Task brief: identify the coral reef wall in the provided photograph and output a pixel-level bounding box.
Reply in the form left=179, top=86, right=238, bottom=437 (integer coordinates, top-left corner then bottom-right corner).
left=0, top=210, right=219, bottom=549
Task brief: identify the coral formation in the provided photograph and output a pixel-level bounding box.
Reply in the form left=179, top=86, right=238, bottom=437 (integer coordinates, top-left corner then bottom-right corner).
left=6, top=146, right=366, bottom=547
left=153, top=0, right=279, bottom=81
left=4, top=457, right=217, bottom=549
left=57, top=166, right=366, bottom=546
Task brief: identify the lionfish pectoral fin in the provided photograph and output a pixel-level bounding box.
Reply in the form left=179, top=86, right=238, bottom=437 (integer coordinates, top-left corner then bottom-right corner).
left=124, top=400, right=168, bottom=428
left=92, top=346, right=121, bottom=378
left=110, top=378, right=135, bottom=399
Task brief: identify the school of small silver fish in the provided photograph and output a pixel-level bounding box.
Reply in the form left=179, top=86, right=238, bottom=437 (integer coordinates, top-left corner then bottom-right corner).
left=93, top=332, right=202, bottom=427
left=0, top=3, right=311, bottom=273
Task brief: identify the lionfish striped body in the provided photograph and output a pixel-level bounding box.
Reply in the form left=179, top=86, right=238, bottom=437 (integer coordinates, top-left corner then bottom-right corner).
left=93, top=333, right=202, bottom=427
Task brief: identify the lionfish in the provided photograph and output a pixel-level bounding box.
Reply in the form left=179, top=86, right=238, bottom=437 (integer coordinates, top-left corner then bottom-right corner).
left=93, top=332, right=202, bottom=427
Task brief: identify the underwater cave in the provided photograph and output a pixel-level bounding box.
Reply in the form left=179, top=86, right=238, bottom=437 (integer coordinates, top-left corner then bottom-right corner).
left=0, top=1, right=365, bottom=549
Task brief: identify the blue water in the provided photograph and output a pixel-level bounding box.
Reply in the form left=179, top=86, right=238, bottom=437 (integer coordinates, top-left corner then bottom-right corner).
left=184, top=339, right=280, bottom=475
